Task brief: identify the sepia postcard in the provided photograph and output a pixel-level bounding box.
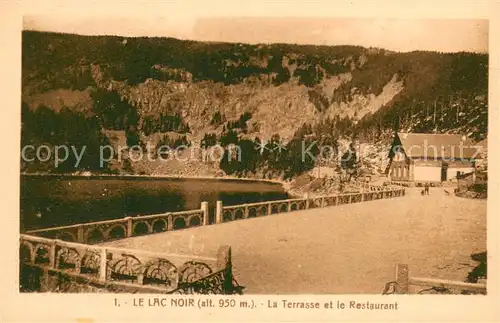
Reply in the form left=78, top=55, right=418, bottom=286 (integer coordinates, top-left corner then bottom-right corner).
left=0, top=0, right=499, bottom=322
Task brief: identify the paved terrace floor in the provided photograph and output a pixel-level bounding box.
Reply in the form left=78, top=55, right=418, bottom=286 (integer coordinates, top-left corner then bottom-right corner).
left=100, top=188, right=487, bottom=294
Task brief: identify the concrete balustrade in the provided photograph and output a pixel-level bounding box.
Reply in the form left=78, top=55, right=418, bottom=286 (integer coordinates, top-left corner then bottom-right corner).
left=19, top=234, right=234, bottom=294
left=26, top=202, right=209, bottom=244
left=25, top=187, right=405, bottom=243
left=20, top=185, right=405, bottom=294
left=218, top=187, right=406, bottom=223
left=389, top=264, right=486, bottom=294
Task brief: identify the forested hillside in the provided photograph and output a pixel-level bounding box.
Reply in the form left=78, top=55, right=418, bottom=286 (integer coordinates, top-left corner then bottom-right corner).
left=21, top=30, right=488, bottom=178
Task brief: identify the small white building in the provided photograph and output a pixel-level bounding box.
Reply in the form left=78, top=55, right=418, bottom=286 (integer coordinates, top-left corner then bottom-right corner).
left=387, top=132, right=481, bottom=184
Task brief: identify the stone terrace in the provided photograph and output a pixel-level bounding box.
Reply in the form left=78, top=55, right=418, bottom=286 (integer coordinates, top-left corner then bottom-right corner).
left=100, top=188, right=487, bottom=294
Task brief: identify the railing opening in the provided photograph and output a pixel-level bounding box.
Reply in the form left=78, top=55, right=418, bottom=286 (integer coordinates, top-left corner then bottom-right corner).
left=152, top=219, right=167, bottom=233
left=133, top=222, right=149, bottom=236
left=173, top=218, right=186, bottom=230
left=87, top=229, right=104, bottom=244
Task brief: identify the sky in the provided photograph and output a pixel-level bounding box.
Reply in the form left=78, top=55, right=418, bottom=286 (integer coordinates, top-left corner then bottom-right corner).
left=23, top=16, right=488, bottom=53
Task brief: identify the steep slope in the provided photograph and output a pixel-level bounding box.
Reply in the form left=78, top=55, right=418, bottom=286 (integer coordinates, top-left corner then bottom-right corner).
left=21, top=31, right=488, bottom=178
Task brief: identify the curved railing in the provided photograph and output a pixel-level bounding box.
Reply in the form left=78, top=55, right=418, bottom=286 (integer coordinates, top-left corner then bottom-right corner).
left=217, top=188, right=405, bottom=223
left=25, top=187, right=405, bottom=241
left=25, top=203, right=208, bottom=244
left=20, top=234, right=235, bottom=294
left=20, top=186, right=404, bottom=294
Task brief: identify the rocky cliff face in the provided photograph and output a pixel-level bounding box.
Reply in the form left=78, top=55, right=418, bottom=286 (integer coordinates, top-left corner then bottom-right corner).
left=21, top=31, right=488, bottom=179
left=24, top=51, right=406, bottom=143
left=23, top=31, right=487, bottom=141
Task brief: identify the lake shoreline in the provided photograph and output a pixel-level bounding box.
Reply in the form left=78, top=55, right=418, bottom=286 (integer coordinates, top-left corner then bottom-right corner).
left=20, top=172, right=302, bottom=198
left=21, top=172, right=296, bottom=231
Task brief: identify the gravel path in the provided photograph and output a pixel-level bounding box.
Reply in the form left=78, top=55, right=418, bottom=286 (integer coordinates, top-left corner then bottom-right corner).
left=101, top=188, right=487, bottom=294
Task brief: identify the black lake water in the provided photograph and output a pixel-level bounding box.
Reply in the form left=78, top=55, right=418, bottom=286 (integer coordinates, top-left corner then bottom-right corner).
left=20, top=175, right=289, bottom=231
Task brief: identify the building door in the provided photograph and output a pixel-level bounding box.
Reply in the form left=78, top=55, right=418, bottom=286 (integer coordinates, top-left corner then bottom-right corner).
left=441, top=162, right=448, bottom=181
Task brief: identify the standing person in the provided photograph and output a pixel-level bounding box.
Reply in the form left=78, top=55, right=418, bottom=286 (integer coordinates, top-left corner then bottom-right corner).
left=425, top=182, right=430, bottom=195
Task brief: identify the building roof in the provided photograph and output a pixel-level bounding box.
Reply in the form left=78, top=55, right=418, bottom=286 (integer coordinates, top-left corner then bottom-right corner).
left=475, top=138, right=488, bottom=159
left=475, top=138, right=488, bottom=147
left=475, top=138, right=488, bottom=152
left=396, top=132, right=480, bottom=159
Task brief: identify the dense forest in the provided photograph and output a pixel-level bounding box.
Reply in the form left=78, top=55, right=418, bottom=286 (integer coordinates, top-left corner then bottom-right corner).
left=21, top=31, right=488, bottom=177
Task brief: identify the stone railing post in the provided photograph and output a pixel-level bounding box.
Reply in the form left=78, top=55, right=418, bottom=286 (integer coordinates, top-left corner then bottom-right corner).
left=395, top=264, right=410, bottom=294
left=361, top=193, right=365, bottom=202
left=215, top=201, right=223, bottom=224
left=287, top=201, right=292, bottom=212
left=348, top=194, right=352, bottom=204
left=267, top=202, right=272, bottom=215
left=125, top=216, right=133, bottom=237
left=137, top=272, right=144, bottom=285
left=49, top=239, right=58, bottom=269
left=167, top=214, right=174, bottom=231
left=77, top=226, right=85, bottom=243
left=321, top=197, right=325, bottom=207
left=216, top=245, right=233, bottom=294
left=305, top=194, right=310, bottom=209
left=244, top=206, right=249, bottom=218
left=75, top=259, right=82, bottom=274
left=201, top=202, right=209, bottom=226
left=99, top=248, right=107, bottom=283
